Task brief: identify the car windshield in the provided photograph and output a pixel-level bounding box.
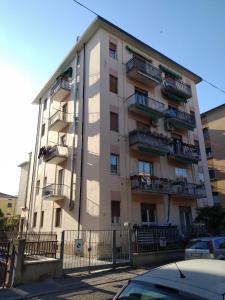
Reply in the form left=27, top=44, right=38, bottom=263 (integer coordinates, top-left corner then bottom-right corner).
left=187, top=241, right=209, bottom=250
left=118, top=282, right=192, bottom=299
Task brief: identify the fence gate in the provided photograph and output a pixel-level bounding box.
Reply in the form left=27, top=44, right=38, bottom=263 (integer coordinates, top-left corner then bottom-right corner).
left=0, top=241, right=10, bottom=288
left=61, top=229, right=131, bottom=273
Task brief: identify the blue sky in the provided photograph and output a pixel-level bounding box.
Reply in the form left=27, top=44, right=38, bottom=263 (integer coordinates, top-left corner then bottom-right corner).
left=0, top=0, right=225, bottom=195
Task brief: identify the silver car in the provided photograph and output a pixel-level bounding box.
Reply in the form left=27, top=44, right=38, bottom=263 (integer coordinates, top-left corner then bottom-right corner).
left=185, top=236, right=225, bottom=260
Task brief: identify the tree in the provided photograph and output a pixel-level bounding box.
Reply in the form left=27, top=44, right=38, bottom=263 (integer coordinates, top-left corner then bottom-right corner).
left=0, top=208, right=5, bottom=230
left=195, top=205, right=225, bottom=235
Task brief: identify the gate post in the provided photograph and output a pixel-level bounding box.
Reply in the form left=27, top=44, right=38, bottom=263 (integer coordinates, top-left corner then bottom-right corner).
left=112, top=230, right=116, bottom=269
left=128, top=229, right=133, bottom=266
left=60, top=230, right=65, bottom=262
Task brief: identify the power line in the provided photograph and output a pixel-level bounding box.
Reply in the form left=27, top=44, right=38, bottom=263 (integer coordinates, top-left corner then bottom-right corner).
left=71, top=0, right=99, bottom=16
left=71, top=0, right=225, bottom=97
left=203, top=79, right=225, bottom=95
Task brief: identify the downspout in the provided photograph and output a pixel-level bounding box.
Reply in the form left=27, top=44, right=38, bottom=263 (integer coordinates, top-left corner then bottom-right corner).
left=77, top=43, right=86, bottom=235
left=69, top=53, right=79, bottom=210
left=26, top=99, right=42, bottom=234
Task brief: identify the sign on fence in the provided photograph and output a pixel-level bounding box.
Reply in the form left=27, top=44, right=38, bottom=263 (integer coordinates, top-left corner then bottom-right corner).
left=74, top=239, right=83, bottom=254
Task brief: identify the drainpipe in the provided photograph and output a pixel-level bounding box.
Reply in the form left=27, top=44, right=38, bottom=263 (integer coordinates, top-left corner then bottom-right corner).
left=24, top=152, right=32, bottom=210
left=26, top=99, right=42, bottom=234
left=77, top=43, right=86, bottom=235
left=69, top=53, right=79, bottom=210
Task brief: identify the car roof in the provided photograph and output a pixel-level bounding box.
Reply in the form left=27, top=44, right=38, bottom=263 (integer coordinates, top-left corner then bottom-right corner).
left=190, top=236, right=225, bottom=242
left=132, top=259, right=225, bottom=300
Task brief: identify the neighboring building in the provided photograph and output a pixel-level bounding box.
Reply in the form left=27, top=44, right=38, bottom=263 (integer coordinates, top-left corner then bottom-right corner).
left=19, top=16, right=213, bottom=236
left=201, top=104, right=225, bottom=206
left=0, top=193, right=17, bottom=217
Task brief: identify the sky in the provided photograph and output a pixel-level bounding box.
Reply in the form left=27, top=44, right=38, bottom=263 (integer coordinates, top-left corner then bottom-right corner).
left=0, top=0, right=225, bottom=195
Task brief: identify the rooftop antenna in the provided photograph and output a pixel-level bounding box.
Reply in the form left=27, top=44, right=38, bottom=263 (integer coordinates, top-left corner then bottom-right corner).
left=174, top=262, right=186, bottom=279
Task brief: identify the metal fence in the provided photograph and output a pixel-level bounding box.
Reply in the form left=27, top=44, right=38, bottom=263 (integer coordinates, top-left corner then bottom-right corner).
left=61, top=229, right=131, bottom=272
left=132, top=225, right=207, bottom=253
left=0, top=241, right=10, bottom=288
left=25, top=240, right=57, bottom=258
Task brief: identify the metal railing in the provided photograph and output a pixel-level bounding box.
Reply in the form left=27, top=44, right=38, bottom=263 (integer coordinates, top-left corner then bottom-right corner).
left=0, top=241, right=10, bottom=287
left=44, top=145, right=68, bottom=162
left=165, top=108, right=196, bottom=127
left=127, top=93, right=165, bottom=113
left=50, top=78, right=71, bottom=97
left=42, top=184, right=69, bottom=199
left=132, top=225, right=207, bottom=253
left=129, top=130, right=170, bottom=153
left=126, top=57, right=162, bottom=83
left=130, top=175, right=206, bottom=198
left=169, top=142, right=200, bottom=162
left=25, top=240, right=58, bottom=258
left=163, top=77, right=192, bottom=99
left=49, top=110, right=72, bottom=127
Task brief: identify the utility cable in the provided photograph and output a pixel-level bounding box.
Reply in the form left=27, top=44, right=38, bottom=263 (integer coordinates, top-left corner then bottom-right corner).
left=71, top=0, right=99, bottom=16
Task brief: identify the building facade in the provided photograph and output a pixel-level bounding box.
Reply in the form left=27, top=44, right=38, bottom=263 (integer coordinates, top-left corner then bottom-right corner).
left=19, top=17, right=213, bottom=236
left=201, top=104, right=225, bottom=207
left=0, top=193, right=17, bottom=217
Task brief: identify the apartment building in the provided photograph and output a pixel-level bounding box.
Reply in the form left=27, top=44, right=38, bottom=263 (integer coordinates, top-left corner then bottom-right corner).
left=0, top=192, right=17, bottom=217
left=19, top=16, right=213, bottom=235
left=201, top=104, right=225, bottom=206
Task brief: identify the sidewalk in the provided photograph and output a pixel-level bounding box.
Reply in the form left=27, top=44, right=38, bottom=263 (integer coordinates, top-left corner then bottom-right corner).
left=0, top=267, right=149, bottom=300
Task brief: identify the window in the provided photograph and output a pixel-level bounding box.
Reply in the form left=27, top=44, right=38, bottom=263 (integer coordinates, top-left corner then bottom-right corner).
left=40, top=211, right=44, bottom=228
left=41, top=124, right=45, bottom=137
left=110, top=154, right=119, bottom=175
left=36, top=180, right=40, bottom=195
left=44, top=176, right=47, bottom=187
left=33, top=212, right=37, bottom=228
left=111, top=201, right=120, bottom=224
left=109, top=75, right=118, bottom=94
left=206, top=147, right=212, bottom=159
left=203, top=127, right=209, bottom=139
left=109, top=42, right=117, bottom=59
left=209, top=168, right=216, bottom=180
left=136, top=121, right=149, bottom=132
left=214, top=238, right=225, bottom=249
left=135, top=87, right=148, bottom=106
left=55, top=208, right=62, bottom=227
left=190, top=110, right=195, bottom=117
left=138, top=161, right=153, bottom=176
left=175, top=168, right=187, bottom=180
left=7, top=203, right=12, bottom=208
left=141, top=203, right=156, bottom=224
left=110, top=112, right=119, bottom=132
left=198, top=171, right=205, bottom=183
left=62, top=103, right=67, bottom=121
left=60, top=134, right=67, bottom=146
left=43, top=99, right=47, bottom=111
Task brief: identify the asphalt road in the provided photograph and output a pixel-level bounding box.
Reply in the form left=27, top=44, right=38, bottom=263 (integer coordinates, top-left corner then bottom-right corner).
left=31, top=280, right=126, bottom=300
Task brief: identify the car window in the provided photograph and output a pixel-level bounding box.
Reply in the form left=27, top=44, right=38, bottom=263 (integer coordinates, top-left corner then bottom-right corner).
left=117, top=282, right=192, bottom=299
left=187, top=241, right=209, bottom=250
left=214, top=238, right=225, bottom=249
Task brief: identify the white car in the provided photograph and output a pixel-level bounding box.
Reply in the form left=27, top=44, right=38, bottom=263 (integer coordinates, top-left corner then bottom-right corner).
left=185, top=237, right=225, bottom=260
left=113, top=259, right=225, bottom=300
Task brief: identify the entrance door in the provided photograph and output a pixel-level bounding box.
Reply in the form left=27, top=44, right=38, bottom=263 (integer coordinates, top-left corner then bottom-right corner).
left=179, top=206, right=192, bottom=233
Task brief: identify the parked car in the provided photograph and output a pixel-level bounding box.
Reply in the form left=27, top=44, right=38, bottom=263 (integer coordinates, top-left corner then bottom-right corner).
left=185, top=236, right=225, bottom=260
left=113, top=259, right=225, bottom=300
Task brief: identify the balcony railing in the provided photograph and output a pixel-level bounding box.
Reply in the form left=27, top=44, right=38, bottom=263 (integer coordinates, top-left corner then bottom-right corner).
left=42, top=184, right=69, bottom=201
left=165, top=108, right=196, bottom=131
left=43, top=145, right=68, bottom=164
left=126, top=57, right=162, bottom=87
left=127, top=93, right=165, bottom=119
left=131, top=175, right=206, bottom=198
left=129, top=130, right=170, bottom=156
left=169, top=142, right=200, bottom=164
left=49, top=110, right=72, bottom=131
left=162, top=77, right=192, bottom=101
left=50, top=78, right=71, bottom=102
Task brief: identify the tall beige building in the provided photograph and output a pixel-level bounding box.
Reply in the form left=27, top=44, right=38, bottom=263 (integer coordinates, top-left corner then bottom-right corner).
left=201, top=104, right=225, bottom=207
left=19, top=17, right=213, bottom=236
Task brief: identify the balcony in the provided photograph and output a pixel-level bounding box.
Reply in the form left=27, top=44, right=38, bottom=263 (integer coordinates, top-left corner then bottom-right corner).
left=129, top=130, right=170, bottom=156
left=127, top=93, right=165, bottom=119
left=131, top=175, right=206, bottom=198
left=162, top=77, right=192, bottom=102
left=43, top=145, right=68, bottom=164
left=126, top=57, right=162, bottom=87
left=165, top=108, right=196, bottom=131
left=42, top=184, right=68, bottom=201
left=50, top=78, right=71, bottom=102
left=169, top=142, right=200, bottom=164
left=49, top=110, right=71, bottom=131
